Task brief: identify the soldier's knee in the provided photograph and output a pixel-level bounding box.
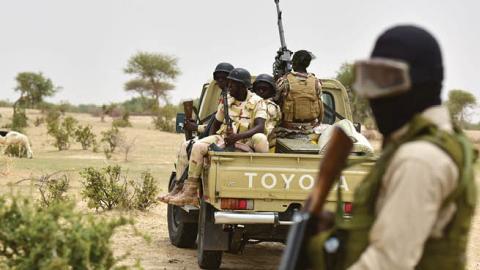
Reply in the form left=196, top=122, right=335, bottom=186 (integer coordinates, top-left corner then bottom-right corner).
left=252, top=133, right=269, bottom=153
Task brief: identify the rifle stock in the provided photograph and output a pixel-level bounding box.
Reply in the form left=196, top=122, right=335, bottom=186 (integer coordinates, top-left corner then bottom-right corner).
left=279, top=127, right=353, bottom=270
left=183, top=100, right=194, bottom=140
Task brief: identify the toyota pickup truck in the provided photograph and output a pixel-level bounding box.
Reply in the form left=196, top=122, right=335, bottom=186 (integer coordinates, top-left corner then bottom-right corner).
left=166, top=78, right=374, bottom=269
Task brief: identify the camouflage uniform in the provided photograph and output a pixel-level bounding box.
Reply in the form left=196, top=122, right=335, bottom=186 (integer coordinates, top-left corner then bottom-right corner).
left=275, top=71, right=323, bottom=139
left=188, top=91, right=268, bottom=179
left=265, top=99, right=282, bottom=147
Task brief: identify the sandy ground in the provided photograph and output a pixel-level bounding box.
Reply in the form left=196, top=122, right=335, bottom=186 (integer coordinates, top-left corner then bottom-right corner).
left=1, top=107, right=480, bottom=269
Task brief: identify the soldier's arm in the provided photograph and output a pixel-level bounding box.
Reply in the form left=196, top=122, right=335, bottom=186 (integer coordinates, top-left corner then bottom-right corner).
left=274, top=76, right=289, bottom=107
left=348, top=142, right=458, bottom=270
left=210, top=103, right=224, bottom=135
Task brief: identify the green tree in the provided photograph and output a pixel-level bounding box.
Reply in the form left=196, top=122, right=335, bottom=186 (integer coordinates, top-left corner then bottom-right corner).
left=447, top=89, right=476, bottom=127
left=335, top=63, right=372, bottom=125
left=124, top=52, right=180, bottom=107
left=14, top=72, right=60, bottom=108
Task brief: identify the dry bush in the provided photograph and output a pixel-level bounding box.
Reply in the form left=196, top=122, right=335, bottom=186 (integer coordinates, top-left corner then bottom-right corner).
left=80, top=165, right=158, bottom=211
left=17, top=171, right=71, bottom=207
left=4, top=144, right=29, bottom=158
left=33, top=117, right=44, bottom=127
left=118, top=136, right=137, bottom=162
left=101, top=126, right=121, bottom=159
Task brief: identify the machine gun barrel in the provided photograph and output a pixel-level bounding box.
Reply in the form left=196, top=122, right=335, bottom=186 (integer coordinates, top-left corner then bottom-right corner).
left=275, top=0, right=287, bottom=49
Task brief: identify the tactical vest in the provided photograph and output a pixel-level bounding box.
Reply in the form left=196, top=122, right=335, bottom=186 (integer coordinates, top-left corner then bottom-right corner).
left=308, top=116, right=477, bottom=270
left=282, top=73, right=322, bottom=122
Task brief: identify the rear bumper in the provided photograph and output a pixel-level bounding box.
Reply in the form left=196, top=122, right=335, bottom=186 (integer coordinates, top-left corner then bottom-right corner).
left=214, top=211, right=294, bottom=225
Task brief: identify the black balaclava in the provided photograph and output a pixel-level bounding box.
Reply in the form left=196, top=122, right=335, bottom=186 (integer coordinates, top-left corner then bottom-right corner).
left=369, top=25, right=444, bottom=137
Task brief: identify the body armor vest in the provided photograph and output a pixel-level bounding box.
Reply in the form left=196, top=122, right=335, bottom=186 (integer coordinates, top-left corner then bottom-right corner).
left=282, top=73, right=322, bottom=122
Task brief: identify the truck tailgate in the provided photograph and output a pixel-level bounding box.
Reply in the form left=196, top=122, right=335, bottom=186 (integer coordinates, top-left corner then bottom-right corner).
left=206, top=152, right=372, bottom=204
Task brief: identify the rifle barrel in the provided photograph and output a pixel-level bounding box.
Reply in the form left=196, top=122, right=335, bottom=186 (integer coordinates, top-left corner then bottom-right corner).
left=275, top=0, right=287, bottom=49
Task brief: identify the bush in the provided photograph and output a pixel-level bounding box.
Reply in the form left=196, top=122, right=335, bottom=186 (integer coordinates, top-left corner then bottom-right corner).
left=101, top=126, right=121, bottom=159
left=80, top=165, right=128, bottom=211
left=11, top=107, right=28, bottom=133
left=113, top=111, right=132, bottom=128
left=18, top=171, right=70, bottom=207
left=80, top=165, right=158, bottom=211
left=75, top=125, right=97, bottom=150
left=4, top=144, right=28, bottom=158
left=47, top=116, right=78, bottom=150
left=0, top=195, right=132, bottom=269
left=152, top=104, right=178, bottom=132
left=132, top=171, right=158, bottom=210
left=45, top=108, right=61, bottom=125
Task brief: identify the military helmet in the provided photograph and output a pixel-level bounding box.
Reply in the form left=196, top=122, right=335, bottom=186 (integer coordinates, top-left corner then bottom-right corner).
left=213, top=62, right=235, bottom=78
left=253, top=73, right=275, bottom=90
left=227, top=68, right=252, bottom=88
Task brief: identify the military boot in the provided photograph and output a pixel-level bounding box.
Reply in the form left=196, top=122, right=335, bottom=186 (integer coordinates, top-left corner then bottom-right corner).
left=168, top=179, right=199, bottom=207
left=157, top=182, right=184, bottom=204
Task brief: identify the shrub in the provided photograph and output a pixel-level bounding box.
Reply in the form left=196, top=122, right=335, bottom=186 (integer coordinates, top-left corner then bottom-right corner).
left=75, top=125, right=97, bottom=150
left=18, top=171, right=70, bottom=207
left=4, top=144, right=28, bottom=158
left=132, top=171, right=158, bottom=211
left=80, top=165, right=158, bottom=211
left=11, top=107, right=28, bottom=132
left=152, top=104, right=177, bottom=132
left=101, top=126, right=121, bottom=159
left=47, top=116, right=78, bottom=150
left=80, top=165, right=128, bottom=211
left=45, top=108, right=61, bottom=125
left=112, top=111, right=132, bottom=128
left=0, top=195, right=133, bottom=269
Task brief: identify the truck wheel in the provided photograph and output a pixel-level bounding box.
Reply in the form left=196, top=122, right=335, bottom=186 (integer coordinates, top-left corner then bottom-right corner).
left=197, top=199, right=223, bottom=269
left=167, top=172, right=198, bottom=248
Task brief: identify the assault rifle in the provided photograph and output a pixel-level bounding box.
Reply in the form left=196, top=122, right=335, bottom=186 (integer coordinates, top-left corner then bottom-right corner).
left=273, top=0, right=292, bottom=80
left=222, top=88, right=235, bottom=151
left=279, top=127, right=353, bottom=270
left=183, top=100, right=194, bottom=140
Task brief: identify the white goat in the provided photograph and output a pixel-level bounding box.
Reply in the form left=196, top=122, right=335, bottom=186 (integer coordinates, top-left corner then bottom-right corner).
left=0, top=131, right=33, bottom=158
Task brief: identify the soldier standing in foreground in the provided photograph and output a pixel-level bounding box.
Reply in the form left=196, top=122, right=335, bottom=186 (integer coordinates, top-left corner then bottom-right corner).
left=309, top=25, right=477, bottom=270
left=158, top=62, right=234, bottom=203
left=252, top=74, right=282, bottom=149
left=167, top=68, right=269, bottom=207
left=276, top=50, right=324, bottom=139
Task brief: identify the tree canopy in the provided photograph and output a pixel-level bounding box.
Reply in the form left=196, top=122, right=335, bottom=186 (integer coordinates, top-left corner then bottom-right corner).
left=447, top=89, right=476, bottom=127
left=335, top=63, right=372, bottom=125
left=14, top=72, right=59, bottom=108
left=124, top=52, right=180, bottom=108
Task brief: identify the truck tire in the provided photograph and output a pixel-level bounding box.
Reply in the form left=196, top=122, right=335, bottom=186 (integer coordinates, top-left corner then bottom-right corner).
left=197, top=199, right=223, bottom=269
left=167, top=172, right=198, bottom=248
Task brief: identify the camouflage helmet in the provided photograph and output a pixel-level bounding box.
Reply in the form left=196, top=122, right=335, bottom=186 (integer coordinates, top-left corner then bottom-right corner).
left=213, top=62, right=234, bottom=79
left=253, top=73, right=275, bottom=90
left=227, top=68, right=252, bottom=88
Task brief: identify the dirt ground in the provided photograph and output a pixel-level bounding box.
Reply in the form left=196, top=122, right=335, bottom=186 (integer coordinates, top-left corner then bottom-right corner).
left=1, top=107, right=480, bottom=269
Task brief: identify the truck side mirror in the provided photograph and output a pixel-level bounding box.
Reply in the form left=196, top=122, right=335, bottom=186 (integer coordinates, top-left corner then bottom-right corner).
left=353, top=122, right=361, bottom=133
left=176, top=113, right=185, bottom=133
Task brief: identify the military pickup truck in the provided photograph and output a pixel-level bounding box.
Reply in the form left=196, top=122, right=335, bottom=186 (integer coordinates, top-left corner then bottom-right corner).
left=167, top=79, right=373, bottom=269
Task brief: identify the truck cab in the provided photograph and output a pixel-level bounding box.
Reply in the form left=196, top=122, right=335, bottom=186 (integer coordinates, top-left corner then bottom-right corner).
left=167, top=78, right=374, bottom=269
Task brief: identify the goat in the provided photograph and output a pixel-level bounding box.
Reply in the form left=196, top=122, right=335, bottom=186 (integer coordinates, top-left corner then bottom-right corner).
left=0, top=131, right=33, bottom=158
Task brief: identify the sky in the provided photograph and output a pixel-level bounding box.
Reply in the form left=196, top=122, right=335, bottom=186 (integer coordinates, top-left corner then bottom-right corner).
left=0, top=0, right=478, bottom=106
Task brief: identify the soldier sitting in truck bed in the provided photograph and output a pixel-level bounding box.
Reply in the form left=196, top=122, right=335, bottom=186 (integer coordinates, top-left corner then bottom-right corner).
left=275, top=49, right=324, bottom=139
left=167, top=67, right=269, bottom=207
left=158, top=62, right=234, bottom=203
left=252, top=73, right=282, bottom=150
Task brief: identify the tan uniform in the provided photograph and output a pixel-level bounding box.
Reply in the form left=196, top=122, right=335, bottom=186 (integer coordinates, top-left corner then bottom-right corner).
left=349, top=106, right=459, bottom=270
left=188, top=91, right=269, bottom=178
left=265, top=99, right=281, bottom=146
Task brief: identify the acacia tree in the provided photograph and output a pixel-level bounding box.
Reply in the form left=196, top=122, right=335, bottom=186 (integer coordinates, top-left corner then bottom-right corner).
left=335, top=63, right=372, bottom=125
left=14, top=72, right=59, bottom=108
left=447, top=89, right=476, bottom=127
left=124, top=52, right=180, bottom=108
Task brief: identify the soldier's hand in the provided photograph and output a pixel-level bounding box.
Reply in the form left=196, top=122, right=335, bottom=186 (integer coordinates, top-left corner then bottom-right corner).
left=184, top=119, right=198, bottom=132
left=224, top=133, right=242, bottom=146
